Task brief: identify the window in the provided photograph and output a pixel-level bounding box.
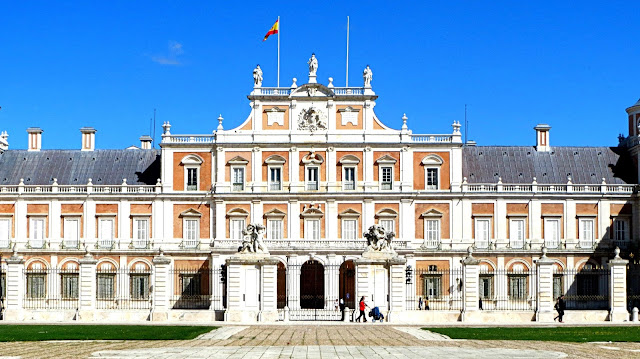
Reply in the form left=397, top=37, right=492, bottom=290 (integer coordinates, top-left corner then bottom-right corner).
left=63, top=217, right=80, bottom=248
left=30, top=217, right=45, bottom=248
left=269, top=167, right=282, bottom=191
left=232, top=167, right=245, bottom=191
left=544, top=218, right=560, bottom=248
left=186, top=167, right=198, bottom=191
left=305, top=219, right=320, bottom=240
left=133, top=218, right=149, bottom=249
left=230, top=219, right=245, bottom=240
left=426, top=168, right=439, bottom=190
left=343, top=167, right=356, bottom=190
left=342, top=219, right=357, bottom=240
left=306, top=167, right=319, bottom=190
left=613, top=218, right=629, bottom=241
left=130, top=274, right=150, bottom=300
left=61, top=273, right=79, bottom=299
left=480, top=275, right=493, bottom=299
left=509, top=218, right=525, bottom=249
left=268, top=219, right=283, bottom=240
left=424, top=219, right=440, bottom=248
left=579, top=218, right=595, bottom=249
left=381, top=167, right=393, bottom=190
left=180, top=274, right=201, bottom=296
left=97, top=273, right=116, bottom=299
left=380, top=219, right=395, bottom=234
left=27, top=273, right=46, bottom=298
left=475, top=218, right=490, bottom=249
left=0, top=218, right=10, bottom=248
left=424, top=275, right=442, bottom=298
left=509, top=275, right=527, bottom=300
left=183, top=219, right=199, bottom=248
left=98, top=218, right=114, bottom=249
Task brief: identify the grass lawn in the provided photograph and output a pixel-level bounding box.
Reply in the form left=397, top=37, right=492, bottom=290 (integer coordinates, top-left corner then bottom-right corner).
left=424, top=327, right=640, bottom=342
left=0, top=325, right=217, bottom=342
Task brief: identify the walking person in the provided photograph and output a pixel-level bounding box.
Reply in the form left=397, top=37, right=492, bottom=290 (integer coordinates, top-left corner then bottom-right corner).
left=355, top=296, right=368, bottom=322
left=339, top=298, right=345, bottom=321
left=554, top=295, right=566, bottom=323
left=425, top=296, right=430, bottom=310
left=418, top=297, right=423, bottom=310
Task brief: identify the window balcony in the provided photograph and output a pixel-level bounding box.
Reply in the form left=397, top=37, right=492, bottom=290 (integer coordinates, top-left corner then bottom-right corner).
left=306, top=182, right=318, bottom=191
left=269, top=182, right=282, bottom=191
left=380, top=182, right=393, bottom=190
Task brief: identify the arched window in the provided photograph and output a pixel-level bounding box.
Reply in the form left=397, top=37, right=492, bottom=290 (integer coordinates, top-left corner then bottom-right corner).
left=181, top=155, right=203, bottom=191
left=421, top=155, right=443, bottom=190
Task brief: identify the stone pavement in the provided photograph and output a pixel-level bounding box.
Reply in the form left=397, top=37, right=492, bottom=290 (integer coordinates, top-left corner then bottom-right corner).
left=0, top=325, right=638, bottom=359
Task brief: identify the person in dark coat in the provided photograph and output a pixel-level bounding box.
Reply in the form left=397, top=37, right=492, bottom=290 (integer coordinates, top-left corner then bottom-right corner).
left=554, top=295, right=566, bottom=323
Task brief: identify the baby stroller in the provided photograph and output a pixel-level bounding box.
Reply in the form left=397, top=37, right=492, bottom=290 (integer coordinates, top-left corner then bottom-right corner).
left=368, top=306, right=384, bottom=322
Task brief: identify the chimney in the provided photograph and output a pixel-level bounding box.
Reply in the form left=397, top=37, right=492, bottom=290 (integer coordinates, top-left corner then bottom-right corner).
left=80, top=127, right=96, bottom=151
left=27, top=127, right=43, bottom=151
left=139, top=135, right=152, bottom=150
left=534, top=124, right=551, bottom=152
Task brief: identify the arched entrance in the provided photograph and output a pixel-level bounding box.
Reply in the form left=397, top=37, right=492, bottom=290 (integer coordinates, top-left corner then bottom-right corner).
left=300, top=260, right=324, bottom=309
left=340, top=260, right=356, bottom=309
left=277, top=262, right=286, bottom=308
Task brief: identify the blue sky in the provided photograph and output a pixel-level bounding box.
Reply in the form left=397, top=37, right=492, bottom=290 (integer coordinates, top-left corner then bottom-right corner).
left=0, top=1, right=638, bottom=149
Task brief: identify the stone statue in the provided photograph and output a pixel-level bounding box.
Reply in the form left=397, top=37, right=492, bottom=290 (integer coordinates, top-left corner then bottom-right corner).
left=363, top=224, right=395, bottom=252
left=308, top=53, right=318, bottom=76
left=363, top=65, right=373, bottom=87
left=253, top=65, right=263, bottom=87
left=239, top=223, right=269, bottom=254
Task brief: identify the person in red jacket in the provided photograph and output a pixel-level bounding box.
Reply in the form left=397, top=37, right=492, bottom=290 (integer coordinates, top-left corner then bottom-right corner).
left=355, top=296, right=368, bottom=322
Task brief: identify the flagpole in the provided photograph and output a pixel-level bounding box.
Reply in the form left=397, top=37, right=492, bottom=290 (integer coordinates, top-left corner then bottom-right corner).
left=346, top=16, right=349, bottom=87
left=277, top=16, right=280, bottom=87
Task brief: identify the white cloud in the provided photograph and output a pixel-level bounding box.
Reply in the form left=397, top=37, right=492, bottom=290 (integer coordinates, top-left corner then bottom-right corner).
left=151, top=41, right=184, bottom=66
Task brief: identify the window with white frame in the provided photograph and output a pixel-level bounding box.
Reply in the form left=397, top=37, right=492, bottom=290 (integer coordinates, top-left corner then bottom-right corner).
left=63, top=217, right=80, bottom=249
left=376, top=155, right=397, bottom=191
left=61, top=273, right=79, bottom=299
left=376, top=208, right=398, bottom=236
left=0, top=217, right=11, bottom=248
left=96, top=272, right=116, bottom=299
left=422, top=155, right=443, bottom=190
left=305, top=219, right=321, bottom=240
left=268, top=219, right=283, bottom=240
left=544, top=217, right=560, bottom=248
left=230, top=219, right=245, bottom=240
left=306, top=166, right=319, bottom=190
left=613, top=217, right=629, bottom=241
left=179, top=209, right=201, bottom=249
left=578, top=217, right=595, bottom=249
left=30, top=217, right=46, bottom=248
left=265, top=155, right=286, bottom=191
left=26, top=272, right=46, bottom=298
left=424, top=219, right=440, bottom=248
left=343, top=167, right=356, bottom=190
left=181, top=154, right=203, bottom=191
left=342, top=219, right=357, bottom=240
left=474, top=217, right=491, bottom=249
left=232, top=167, right=245, bottom=191
left=133, top=217, right=149, bottom=249
left=186, top=167, right=199, bottom=191
left=509, top=218, right=525, bottom=249
left=97, top=217, right=114, bottom=249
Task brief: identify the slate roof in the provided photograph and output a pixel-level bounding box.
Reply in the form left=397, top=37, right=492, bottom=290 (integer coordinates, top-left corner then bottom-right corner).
left=0, top=149, right=160, bottom=186
left=463, top=146, right=636, bottom=184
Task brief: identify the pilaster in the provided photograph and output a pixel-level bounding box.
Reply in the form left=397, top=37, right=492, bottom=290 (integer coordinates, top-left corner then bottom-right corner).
left=3, top=252, right=24, bottom=320
left=151, top=253, right=172, bottom=321
left=215, top=200, right=225, bottom=241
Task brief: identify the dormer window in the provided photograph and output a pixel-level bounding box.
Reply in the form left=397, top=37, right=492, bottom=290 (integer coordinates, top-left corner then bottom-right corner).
left=265, top=155, right=286, bottom=191
left=228, top=156, right=249, bottom=192
left=181, top=155, right=204, bottom=191
left=302, top=151, right=324, bottom=192
left=339, top=155, right=360, bottom=191
left=422, top=155, right=443, bottom=190
left=376, top=155, right=397, bottom=191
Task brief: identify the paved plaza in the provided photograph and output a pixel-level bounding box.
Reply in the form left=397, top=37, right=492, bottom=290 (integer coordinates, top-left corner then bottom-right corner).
left=0, top=325, right=638, bottom=358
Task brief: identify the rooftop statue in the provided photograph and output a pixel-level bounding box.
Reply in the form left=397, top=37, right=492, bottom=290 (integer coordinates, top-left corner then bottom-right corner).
left=239, top=223, right=268, bottom=254
left=253, top=65, right=263, bottom=87
left=307, top=53, right=318, bottom=76
left=363, top=224, right=394, bottom=252
left=363, top=65, right=373, bottom=87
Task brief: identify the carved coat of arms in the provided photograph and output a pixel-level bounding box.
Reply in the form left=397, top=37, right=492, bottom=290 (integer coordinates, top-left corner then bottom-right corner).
left=298, top=107, right=327, bottom=132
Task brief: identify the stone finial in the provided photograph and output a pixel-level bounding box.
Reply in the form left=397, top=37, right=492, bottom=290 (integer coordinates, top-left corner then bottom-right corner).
left=614, top=246, right=621, bottom=259
left=162, top=121, right=171, bottom=135
left=217, top=114, right=224, bottom=131
left=327, top=77, right=334, bottom=88
left=19, top=178, right=24, bottom=185
left=401, top=114, right=408, bottom=131
left=158, top=247, right=165, bottom=256
left=87, top=178, right=93, bottom=185
left=291, top=78, right=298, bottom=89
left=497, top=177, right=503, bottom=184
left=462, top=177, right=468, bottom=184
left=52, top=178, right=58, bottom=185
left=532, top=177, right=537, bottom=184
left=452, top=120, right=461, bottom=135
left=602, top=178, right=606, bottom=185
left=467, top=246, right=474, bottom=258
left=122, top=178, right=127, bottom=186
left=541, top=245, right=548, bottom=259
left=567, top=176, right=572, bottom=185
left=11, top=242, right=18, bottom=258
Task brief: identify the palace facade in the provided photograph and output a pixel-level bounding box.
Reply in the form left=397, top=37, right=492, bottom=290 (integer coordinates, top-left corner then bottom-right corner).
left=0, top=59, right=639, bottom=323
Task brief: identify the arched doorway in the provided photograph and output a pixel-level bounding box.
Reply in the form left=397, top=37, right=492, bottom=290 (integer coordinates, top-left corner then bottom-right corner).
left=300, top=260, right=324, bottom=309
left=340, top=260, right=356, bottom=309
left=277, top=262, right=286, bottom=308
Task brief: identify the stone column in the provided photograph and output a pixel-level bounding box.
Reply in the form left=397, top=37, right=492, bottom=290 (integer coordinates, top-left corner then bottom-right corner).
left=387, top=256, right=407, bottom=322
left=151, top=252, right=172, bottom=321
left=259, top=258, right=278, bottom=322
left=535, top=247, right=556, bottom=322
left=3, top=252, right=25, bottom=321
left=78, top=253, right=98, bottom=320
left=461, top=247, right=480, bottom=322
left=609, top=248, right=629, bottom=322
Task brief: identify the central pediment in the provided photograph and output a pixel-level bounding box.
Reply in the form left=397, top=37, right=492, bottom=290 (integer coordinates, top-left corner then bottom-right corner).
left=290, top=83, right=335, bottom=99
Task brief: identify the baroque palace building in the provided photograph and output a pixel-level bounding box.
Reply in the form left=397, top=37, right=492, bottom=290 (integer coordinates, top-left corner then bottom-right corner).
left=0, top=55, right=639, bottom=323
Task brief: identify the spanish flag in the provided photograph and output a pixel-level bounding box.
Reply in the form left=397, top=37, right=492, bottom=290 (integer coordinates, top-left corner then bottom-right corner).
left=263, top=19, right=279, bottom=41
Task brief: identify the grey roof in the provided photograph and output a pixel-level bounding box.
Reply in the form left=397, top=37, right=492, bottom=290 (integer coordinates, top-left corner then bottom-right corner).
left=463, top=146, right=636, bottom=184
left=0, top=149, right=160, bottom=186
